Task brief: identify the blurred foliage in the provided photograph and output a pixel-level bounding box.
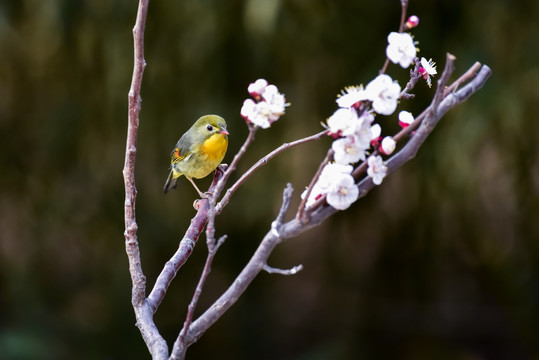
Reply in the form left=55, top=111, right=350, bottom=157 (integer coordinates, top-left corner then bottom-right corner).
left=1, top=0, right=538, bottom=359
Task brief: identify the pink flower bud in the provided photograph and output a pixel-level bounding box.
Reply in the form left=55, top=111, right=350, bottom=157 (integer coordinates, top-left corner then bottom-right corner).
left=398, top=111, right=414, bottom=129
left=406, top=15, right=419, bottom=29
left=380, top=136, right=396, bottom=155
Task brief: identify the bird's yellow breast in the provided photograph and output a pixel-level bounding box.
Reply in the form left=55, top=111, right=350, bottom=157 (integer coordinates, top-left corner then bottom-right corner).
left=200, top=133, right=228, bottom=162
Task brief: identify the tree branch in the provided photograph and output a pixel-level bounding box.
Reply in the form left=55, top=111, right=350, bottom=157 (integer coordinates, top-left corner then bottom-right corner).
left=216, top=130, right=327, bottom=214
left=172, top=184, right=296, bottom=356
left=124, top=0, right=170, bottom=358
left=147, top=168, right=225, bottom=312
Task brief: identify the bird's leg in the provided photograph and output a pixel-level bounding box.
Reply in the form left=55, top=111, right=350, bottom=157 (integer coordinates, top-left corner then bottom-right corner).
left=187, top=177, right=211, bottom=199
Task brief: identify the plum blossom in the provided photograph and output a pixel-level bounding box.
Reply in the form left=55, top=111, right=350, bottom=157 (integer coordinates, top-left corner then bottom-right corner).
left=241, top=79, right=287, bottom=128
left=386, top=32, right=417, bottom=68
left=365, top=74, right=401, bottom=115
left=240, top=99, right=272, bottom=128
left=367, top=155, right=387, bottom=185
left=326, top=108, right=359, bottom=137
left=336, top=86, right=370, bottom=108
left=326, top=173, right=359, bottom=210
left=419, top=57, right=437, bottom=88
left=332, top=136, right=366, bottom=165
left=261, top=85, right=287, bottom=120
left=302, top=163, right=358, bottom=210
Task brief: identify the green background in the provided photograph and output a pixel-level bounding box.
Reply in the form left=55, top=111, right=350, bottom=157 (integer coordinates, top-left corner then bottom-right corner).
left=1, top=0, right=538, bottom=359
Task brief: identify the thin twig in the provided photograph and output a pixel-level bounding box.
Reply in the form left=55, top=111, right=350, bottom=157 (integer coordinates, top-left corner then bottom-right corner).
left=272, top=182, right=295, bottom=237
left=216, top=130, right=327, bottom=214
left=431, top=53, right=456, bottom=116
left=380, top=0, right=409, bottom=74
left=444, top=61, right=482, bottom=95
left=213, top=125, right=258, bottom=201
left=399, top=57, right=421, bottom=100
left=296, top=148, right=334, bottom=223
left=398, top=0, right=409, bottom=33
left=173, top=233, right=227, bottom=358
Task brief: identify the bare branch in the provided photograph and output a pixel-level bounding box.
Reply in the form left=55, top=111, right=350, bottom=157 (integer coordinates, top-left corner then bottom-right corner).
left=172, top=184, right=296, bottom=356
left=445, top=61, right=482, bottom=95
left=399, top=57, right=421, bottom=100
left=272, top=183, right=295, bottom=237
left=296, top=148, right=334, bottom=223
left=398, top=0, right=409, bottom=33
left=216, top=130, right=327, bottom=214
left=213, top=125, right=258, bottom=202
left=173, top=234, right=225, bottom=357
left=124, top=0, right=170, bottom=358
left=147, top=168, right=225, bottom=312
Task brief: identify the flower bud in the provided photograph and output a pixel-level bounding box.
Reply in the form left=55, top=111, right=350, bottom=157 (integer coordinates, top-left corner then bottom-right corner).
left=398, top=111, right=414, bottom=129
left=380, top=136, right=396, bottom=155
left=406, top=15, right=419, bottom=29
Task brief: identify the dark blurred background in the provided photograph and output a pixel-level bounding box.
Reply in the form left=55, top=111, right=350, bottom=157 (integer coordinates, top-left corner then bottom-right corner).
left=1, top=0, right=538, bottom=359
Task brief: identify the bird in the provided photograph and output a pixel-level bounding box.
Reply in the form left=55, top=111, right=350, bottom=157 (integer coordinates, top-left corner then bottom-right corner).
left=163, top=114, right=229, bottom=197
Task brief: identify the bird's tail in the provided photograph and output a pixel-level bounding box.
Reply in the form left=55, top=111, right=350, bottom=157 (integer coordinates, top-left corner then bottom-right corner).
left=163, top=171, right=179, bottom=193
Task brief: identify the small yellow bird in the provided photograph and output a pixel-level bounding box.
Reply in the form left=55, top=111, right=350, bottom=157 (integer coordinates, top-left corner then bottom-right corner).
left=163, top=114, right=229, bottom=196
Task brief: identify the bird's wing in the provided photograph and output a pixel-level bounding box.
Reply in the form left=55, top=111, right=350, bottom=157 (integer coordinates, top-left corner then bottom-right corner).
left=171, top=132, right=195, bottom=164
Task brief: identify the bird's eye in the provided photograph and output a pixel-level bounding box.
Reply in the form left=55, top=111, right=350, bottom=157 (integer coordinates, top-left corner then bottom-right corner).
left=206, top=125, right=213, bottom=131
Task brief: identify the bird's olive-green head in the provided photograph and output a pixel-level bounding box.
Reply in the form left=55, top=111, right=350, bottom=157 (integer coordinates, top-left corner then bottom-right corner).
left=191, top=114, right=229, bottom=143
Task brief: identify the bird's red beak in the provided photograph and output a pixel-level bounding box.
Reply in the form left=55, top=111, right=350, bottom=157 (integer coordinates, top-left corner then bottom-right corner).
left=220, top=129, right=230, bottom=135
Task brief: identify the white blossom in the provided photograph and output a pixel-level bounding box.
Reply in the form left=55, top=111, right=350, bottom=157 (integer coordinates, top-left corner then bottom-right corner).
left=240, top=99, right=272, bottom=128
left=365, top=74, right=401, bottom=116
left=302, top=163, right=355, bottom=208
left=354, top=116, right=375, bottom=150
left=241, top=81, right=288, bottom=128
left=419, top=57, right=437, bottom=88
left=326, top=173, right=359, bottom=210
left=248, top=78, right=268, bottom=97
left=336, top=86, right=370, bottom=108
left=420, top=57, right=437, bottom=76
left=386, top=32, right=417, bottom=68
left=327, top=108, right=359, bottom=137
left=367, top=155, right=388, bottom=185
left=332, top=136, right=367, bottom=165
left=261, top=84, right=287, bottom=121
